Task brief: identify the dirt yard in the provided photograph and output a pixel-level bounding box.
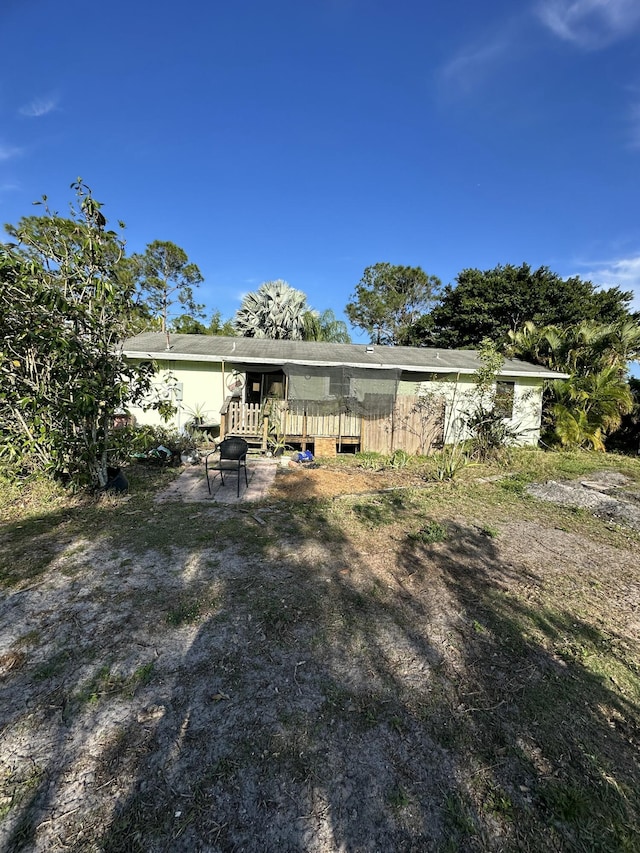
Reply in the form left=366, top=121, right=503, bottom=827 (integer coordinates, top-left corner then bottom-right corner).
left=1, top=458, right=639, bottom=852
left=269, top=462, right=422, bottom=502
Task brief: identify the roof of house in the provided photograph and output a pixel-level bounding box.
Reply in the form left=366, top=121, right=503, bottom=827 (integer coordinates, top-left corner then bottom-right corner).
left=122, top=332, right=567, bottom=380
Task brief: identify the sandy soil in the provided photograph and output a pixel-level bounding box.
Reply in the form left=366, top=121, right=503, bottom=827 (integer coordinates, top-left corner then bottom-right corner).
left=269, top=462, right=428, bottom=502
left=1, top=467, right=639, bottom=852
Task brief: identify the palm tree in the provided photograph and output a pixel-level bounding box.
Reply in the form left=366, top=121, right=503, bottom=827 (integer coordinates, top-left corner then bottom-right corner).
left=302, top=309, right=351, bottom=343
left=508, top=321, right=561, bottom=369
left=510, top=318, right=638, bottom=449
left=234, top=281, right=310, bottom=339
left=595, top=319, right=640, bottom=370
left=546, top=319, right=640, bottom=376
left=550, top=367, right=633, bottom=450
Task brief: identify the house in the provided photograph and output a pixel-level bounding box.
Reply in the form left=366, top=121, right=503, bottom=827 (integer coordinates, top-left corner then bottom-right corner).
left=122, top=333, right=567, bottom=455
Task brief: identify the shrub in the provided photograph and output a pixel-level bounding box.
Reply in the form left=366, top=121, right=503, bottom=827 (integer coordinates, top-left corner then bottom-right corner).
left=465, top=405, right=519, bottom=462
left=432, top=444, right=469, bottom=481
left=408, top=521, right=448, bottom=544
left=110, top=425, right=202, bottom=466
left=389, top=449, right=411, bottom=469
left=355, top=451, right=385, bottom=470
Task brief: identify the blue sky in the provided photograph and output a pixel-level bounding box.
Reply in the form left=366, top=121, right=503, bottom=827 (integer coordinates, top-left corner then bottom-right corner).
left=2, top=0, right=640, bottom=342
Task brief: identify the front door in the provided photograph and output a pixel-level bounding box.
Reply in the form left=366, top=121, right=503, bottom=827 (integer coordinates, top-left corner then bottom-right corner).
left=245, top=371, right=285, bottom=405
left=245, top=372, right=263, bottom=405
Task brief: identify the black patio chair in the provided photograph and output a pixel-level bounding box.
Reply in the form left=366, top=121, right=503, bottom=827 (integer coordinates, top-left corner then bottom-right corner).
left=205, top=437, right=249, bottom=497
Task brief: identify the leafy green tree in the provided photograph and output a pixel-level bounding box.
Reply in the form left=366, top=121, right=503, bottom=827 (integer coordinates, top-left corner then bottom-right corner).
left=346, top=262, right=441, bottom=345
left=207, top=310, right=236, bottom=337
left=130, top=240, right=204, bottom=339
left=170, top=311, right=237, bottom=336
left=550, top=368, right=633, bottom=451
left=170, top=314, right=208, bottom=334
left=607, top=378, right=640, bottom=453
left=1, top=181, right=155, bottom=487
left=234, top=280, right=311, bottom=339
left=425, top=264, right=633, bottom=349
left=509, top=319, right=640, bottom=375
left=463, top=338, right=520, bottom=460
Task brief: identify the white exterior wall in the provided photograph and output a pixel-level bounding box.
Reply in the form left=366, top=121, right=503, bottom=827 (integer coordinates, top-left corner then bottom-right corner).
left=127, top=359, right=545, bottom=446
left=128, top=359, right=229, bottom=431
left=397, top=374, right=544, bottom=446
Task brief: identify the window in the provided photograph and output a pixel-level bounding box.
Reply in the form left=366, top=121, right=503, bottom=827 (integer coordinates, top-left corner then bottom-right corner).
left=265, top=373, right=285, bottom=399
left=329, top=371, right=345, bottom=398
left=495, top=381, right=515, bottom=419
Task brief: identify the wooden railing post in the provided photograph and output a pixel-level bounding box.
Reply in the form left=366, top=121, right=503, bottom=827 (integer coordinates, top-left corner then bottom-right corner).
left=219, top=396, right=232, bottom=440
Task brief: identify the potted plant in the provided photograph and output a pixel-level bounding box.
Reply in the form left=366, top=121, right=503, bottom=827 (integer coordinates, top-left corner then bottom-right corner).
left=267, top=434, right=291, bottom=460
left=175, top=430, right=203, bottom=465
left=184, top=402, right=210, bottom=427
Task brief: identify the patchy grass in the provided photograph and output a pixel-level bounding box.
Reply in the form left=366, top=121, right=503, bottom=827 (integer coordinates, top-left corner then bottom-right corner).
left=32, top=649, right=71, bottom=681
left=74, top=662, right=157, bottom=709
left=1, top=451, right=639, bottom=851
left=350, top=491, right=409, bottom=528
left=408, top=520, right=448, bottom=544
left=166, top=595, right=216, bottom=627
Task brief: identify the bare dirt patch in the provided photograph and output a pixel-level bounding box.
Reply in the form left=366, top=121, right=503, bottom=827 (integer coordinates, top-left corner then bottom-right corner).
left=1, top=464, right=639, bottom=852
left=270, top=462, right=427, bottom=502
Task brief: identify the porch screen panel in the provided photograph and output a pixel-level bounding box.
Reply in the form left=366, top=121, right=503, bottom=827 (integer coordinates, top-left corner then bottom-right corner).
left=283, top=364, right=400, bottom=419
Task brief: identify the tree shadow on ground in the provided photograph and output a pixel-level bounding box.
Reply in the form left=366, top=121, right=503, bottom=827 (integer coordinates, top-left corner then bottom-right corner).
left=397, top=521, right=640, bottom=851
left=0, top=472, right=230, bottom=851
left=2, top=477, right=639, bottom=852
left=94, top=505, right=464, bottom=851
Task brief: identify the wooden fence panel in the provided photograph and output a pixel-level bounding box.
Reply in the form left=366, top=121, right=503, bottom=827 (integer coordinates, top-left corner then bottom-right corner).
left=361, top=396, right=444, bottom=455
left=314, top=412, right=361, bottom=437
left=224, top=398, right=443, bottom=455
left=283, top=409, right=304, bottom=436
left=362, top=412, right=393, bottom=454
left=283, top=407, right=361, bottom=440
left=391, top=396, right=444, bottom=455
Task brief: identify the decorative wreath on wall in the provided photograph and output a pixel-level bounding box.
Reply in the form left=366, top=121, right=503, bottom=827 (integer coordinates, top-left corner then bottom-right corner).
left=226, top=371, right=245, bottom=393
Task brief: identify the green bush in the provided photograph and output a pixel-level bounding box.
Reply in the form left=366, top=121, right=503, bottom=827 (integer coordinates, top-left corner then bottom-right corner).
left=355, top=451, right=386, bottom=470
left=389, top=449, right=411, bottom=469
left=431, top=444, right=469, bottom=481
left=465, top=405, right=519, bottom=462
left=110, top=425, right=202, bottom=466
left=408, top=520, right=448, bottom=544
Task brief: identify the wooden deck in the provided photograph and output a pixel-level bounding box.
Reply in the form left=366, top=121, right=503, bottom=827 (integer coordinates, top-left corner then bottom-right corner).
left=220, top=397, right=444, bottom=455
left=219, top=399, right=268, bottom=449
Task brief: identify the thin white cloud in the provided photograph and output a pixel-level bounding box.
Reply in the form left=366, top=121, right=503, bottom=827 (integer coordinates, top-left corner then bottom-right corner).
left=440, top=35, right=511, bottom=94
left=437, top=13, right=533, bottom=97
left=0, top=143, right=22, bottom=161
left=578, top=255, right=640, bottom=309
left=19, top=95, right=58, bottom=118
left=537, top=0, right=640, bottom=49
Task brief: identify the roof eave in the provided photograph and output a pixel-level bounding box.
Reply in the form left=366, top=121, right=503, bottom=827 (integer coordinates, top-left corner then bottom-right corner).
left=122, top=349, right=566, bottom=379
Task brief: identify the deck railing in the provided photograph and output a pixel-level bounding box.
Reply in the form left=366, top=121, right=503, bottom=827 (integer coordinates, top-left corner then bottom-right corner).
left=219, top=399, right=267, bottom=447
left=219, top=397, right=443, bottom=454
left=226, top=401, right=263, bottom=435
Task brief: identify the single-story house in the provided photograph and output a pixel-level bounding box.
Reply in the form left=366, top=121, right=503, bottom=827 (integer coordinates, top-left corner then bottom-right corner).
left=122, top=332, right=567, bottom=455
